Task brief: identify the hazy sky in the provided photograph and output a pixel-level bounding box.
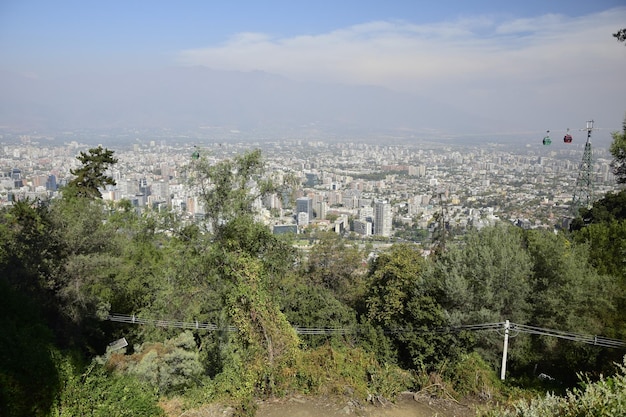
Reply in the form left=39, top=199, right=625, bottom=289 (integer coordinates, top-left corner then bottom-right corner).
left=1, top=1, right=625, bottom=135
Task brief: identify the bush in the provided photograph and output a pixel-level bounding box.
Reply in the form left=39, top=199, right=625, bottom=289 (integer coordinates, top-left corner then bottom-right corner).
left=479, top=356, right=626, bottom=416
left=0, top=281, right=59, bottom=417
left=446, top=352, right=502, bottom=399
left=290, top=344, right=415, bottom=400
left=54, top=362, right=163, bottom=417
left=108, top=331, right=203, bottom=394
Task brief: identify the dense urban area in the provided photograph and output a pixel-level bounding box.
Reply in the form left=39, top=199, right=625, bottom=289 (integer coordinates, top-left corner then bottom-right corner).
left=1, top=128, right=621, bottom=242
left=2, top=124, right=626, bottom=417
left=2, top=3, right=626, bottom=416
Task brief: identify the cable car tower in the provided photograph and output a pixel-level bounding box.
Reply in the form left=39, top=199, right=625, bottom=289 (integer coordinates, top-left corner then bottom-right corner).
left=571, top=120, right=595, bottom=216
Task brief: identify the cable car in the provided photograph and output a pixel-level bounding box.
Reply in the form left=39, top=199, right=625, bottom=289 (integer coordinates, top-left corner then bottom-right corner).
left=191, top=146, right=200, bottom=160
left=563, top=129, right=573, bottom=143
left=543, top=130, right=551, bottom=145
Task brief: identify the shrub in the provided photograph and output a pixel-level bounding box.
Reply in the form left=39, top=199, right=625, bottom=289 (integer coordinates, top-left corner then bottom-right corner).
left=54, top=362, right=163, bottom=417
left=479, top=356, right=626, bottom=417
left=290, top=344, right=415, bottom=400
left=108, top=331, right=203, bottom=395
left=446, top=352, right=502, bottom=399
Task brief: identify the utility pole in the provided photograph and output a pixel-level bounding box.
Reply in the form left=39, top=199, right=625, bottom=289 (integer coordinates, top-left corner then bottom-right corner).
left=500, top=320, right=510, bottom=381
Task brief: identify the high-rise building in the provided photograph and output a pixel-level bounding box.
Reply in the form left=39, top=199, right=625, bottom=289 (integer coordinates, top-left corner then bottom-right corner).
left=374, top=200, right=392, bottom=237
left=11, top=168, right=23, bottom=188
left=317, top=201, right=328, bottom=220
left=359, top=206, right=374, bottom=222
left=139, top=178, right=150, bottom=197
left=353, top=219, right=372, bottom=236
left=296, top=196, right=313, bottom=225
left=45, top=175, right=57, bottom=191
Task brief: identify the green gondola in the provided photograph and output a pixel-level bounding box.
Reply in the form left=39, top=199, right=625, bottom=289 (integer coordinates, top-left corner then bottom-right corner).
left=543, top=130, right=551, bottom=145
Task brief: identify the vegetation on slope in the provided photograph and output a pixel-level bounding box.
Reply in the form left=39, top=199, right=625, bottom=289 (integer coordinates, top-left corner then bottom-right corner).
left=1, top=146, right=626, bottom=417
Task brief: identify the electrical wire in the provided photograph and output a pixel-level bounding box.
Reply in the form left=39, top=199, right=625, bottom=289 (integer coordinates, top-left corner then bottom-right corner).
left=106, top=313, right=625, bottom=349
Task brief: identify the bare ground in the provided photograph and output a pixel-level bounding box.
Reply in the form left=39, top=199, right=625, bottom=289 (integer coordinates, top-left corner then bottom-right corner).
left=255, top=393, right=479, bottom=417
left=163, top=393, right=484, bottom=417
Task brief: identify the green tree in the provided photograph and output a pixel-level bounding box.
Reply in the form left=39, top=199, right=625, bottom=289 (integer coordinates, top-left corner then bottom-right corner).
left=523, top=230, right=614, bottom=381
left=191, top=149, right=275, bottom=232
left=280, top=284, right=358, bottom=349
left=45, top=196, right=123, bottom=333
left=0, top=200, right=59, bottom=296
left=571, top=216, right=626, bottom=364
left=305, top=232, right=367, bottom=306
left=188, top=150, right=303, bottom=403
left=67, top=146, right=118, bottom=199
left=364, top=244, right=460, bottom=369
left=366, top=244, right=426, bottom=327
left=0, top=281, right=59, bottom=417
left=572, top=189, right=626, bottom=229
left=422, top=224, right=532, bottom=369
left=458, top=225, right=531, bottom=322
left=609, top=114, right=626, bottom=184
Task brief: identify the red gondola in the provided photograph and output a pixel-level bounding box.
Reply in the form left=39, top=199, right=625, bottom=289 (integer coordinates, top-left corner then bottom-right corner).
left=563, top=129, right=572, bottom=143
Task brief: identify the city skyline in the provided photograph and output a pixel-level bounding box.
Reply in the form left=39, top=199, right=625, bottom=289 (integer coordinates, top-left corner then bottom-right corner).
left=1, top=137, right=621, bottom=239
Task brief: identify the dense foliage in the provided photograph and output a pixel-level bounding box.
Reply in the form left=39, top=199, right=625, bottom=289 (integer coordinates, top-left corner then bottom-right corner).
left=614, top=28, right=626, bottom=44
left=1, top=148, right=625, bottom=416
left=609, top=114, right=626, bottom=184
left=480, top=357, right=626, bottom=417
left=67, top=146, right=118, bottom=198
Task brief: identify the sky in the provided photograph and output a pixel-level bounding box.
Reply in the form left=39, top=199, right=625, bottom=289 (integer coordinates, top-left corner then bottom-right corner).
left=1, top=0, right=625, bottom=137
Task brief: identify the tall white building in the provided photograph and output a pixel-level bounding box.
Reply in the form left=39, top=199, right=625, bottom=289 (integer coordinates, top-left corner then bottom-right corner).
left=317, top=201, right=328, bottom=220
left=358, top=206, right=374, bottom=222
left=374, top=200, right=392, bottom=237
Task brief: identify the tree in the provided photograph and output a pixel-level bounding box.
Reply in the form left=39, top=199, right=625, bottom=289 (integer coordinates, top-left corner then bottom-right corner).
left=609, top=114, right=626, bottom=184
left=614, top=28, right=626, bottom=44
left=572, top=189, right=626, bottom=228
left=305, top=231, right=367, bottom=305
left=0, top=200, right=58, bottom=295
left=67, top=146, right=118, bottom=199
left=188, top=150, right=302, bottom=401
left=422, top=224, right=532, bottom=370
left=0, top=280, right=59, bottom=417
left=425, top=224, right=532, bottom=325
left=523, top=230, right=615, bottom=381
left=365, top=244, right=426, bottom=327
left=364, top=244, right=461, bottom=369
left=280, top=284, right=358, bottom=348
left=191, top=149, right=275, bottom=233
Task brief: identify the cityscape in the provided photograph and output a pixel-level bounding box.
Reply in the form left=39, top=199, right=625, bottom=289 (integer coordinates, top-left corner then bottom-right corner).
left=2, top=2, right=626, bottom=416
left=1, top=127, right=621, bottom=244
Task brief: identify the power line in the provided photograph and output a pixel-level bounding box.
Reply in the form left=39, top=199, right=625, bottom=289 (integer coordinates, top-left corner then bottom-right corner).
left=512, top=323, right=626, bottom=349
left=106, top=313, right=625, bottom=349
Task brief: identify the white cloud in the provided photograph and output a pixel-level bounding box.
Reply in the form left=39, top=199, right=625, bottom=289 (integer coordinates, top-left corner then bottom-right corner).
left=178, top=7, right=626, bottom=130
left=181, top=8, right=623, bottom=83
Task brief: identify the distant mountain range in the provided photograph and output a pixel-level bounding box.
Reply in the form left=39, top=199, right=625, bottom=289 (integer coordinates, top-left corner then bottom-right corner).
left=0, top=66, right=507, bottom=141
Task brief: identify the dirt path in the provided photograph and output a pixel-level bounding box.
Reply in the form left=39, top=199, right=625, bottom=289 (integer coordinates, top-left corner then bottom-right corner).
left=255, top=393, right=478, bottom=417
left=165, top=393, right=480, bottom=417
